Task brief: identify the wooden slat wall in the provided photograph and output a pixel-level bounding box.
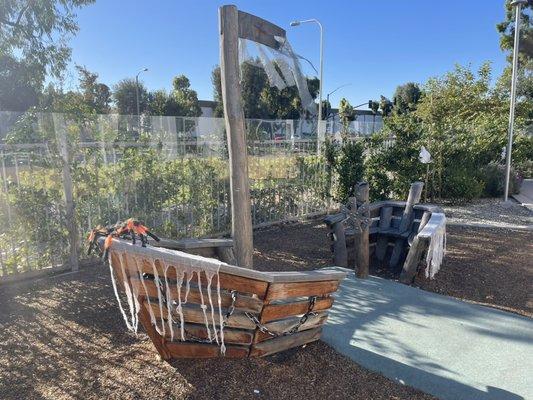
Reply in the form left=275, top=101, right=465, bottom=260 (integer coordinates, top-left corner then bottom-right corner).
left=109, top=248, right=344, bottom=358
left=131, top=278, right=263, bottom=313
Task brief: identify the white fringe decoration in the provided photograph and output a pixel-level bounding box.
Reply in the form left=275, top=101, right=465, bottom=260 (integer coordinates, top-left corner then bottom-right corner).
left=425, top=216, right=446, bottom=279
left=107, top=240, right=226, bottom=354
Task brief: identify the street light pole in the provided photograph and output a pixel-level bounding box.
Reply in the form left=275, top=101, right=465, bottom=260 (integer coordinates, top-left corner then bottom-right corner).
left=290, top=19, right=324, bottom=152
left=135, top=67, right=148, bottom=118
left=504, top=0, right=526, bottom=202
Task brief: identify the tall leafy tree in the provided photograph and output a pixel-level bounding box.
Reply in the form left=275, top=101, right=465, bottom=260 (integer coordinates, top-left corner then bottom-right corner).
left=0, top=0, right=94, bottom=111
left=211, top=63, right=319, bottom=120
left=113, top=78, right=149, bottom=115
left=338, top=98, right=355, bottom=135
left=379, top=96, right=393, bottom=117
left=392, top=82, right=422, bottom=114
left=496, top=0, right=533, bottom=122
left=171, top=75, right=201, bottom=117
left=76, top=65, right=111, bottom=114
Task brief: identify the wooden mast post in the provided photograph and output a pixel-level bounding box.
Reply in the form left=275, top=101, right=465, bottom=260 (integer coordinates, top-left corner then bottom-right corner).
left=219, top=5, right=254, bottom=268
left=218, top=5, right=287, bottom=268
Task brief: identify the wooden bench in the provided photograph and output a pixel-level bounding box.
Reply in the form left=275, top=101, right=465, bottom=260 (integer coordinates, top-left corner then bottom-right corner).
left=103, top=238, right=347, bottom=359
left=325, top=201, right=445, bottom=282
left=149, top=237, right=237, bottom=265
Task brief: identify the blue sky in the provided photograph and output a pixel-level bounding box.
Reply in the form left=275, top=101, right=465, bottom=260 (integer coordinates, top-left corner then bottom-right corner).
left=64, top=0, right=509, bottom=108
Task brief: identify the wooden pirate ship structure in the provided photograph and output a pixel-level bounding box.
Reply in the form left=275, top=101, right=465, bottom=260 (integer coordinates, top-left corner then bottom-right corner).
left=97, top=6, right=347, bottom=360
left=324, top=182, right=446, bottom=283
left=101, top=237, right=346, bottom=359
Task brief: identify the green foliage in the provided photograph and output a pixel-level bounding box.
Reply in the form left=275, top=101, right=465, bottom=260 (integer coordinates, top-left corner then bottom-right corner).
left=0, top=0, right=94, bottom=112
left=324, top=138, right=365, bottom=202
left=479, top=162, right=520, bottom=197
left=379, top=96, right=393, bottom=117
left=171, top=75, right=201, bottom=117
left=113, top=78, right=149, bottom=115
left=211, top=64, right=319, bottom=120
left=496, top=0, right=532, bottom=61
left=392, top=82, right=422, bottom=114
left=0, top=55, right=40, bottom=111
left=75, top=65, right=111, bottom=113
left=338, top=98, right=355, bottom=135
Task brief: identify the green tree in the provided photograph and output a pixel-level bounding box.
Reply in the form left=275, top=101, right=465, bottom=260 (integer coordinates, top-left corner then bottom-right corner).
left=76, top=65, right=111, bottom=114
left=496, top=0, right=533, bottom=122
left=0, top=55, right=40, bottom=110
left=113, top=78, right=149, bottom=115
left=496, top=0, right=532, bottom=61
left=171, top=75, right=201, bottom=117
left=338, top=98, right=355, bottom=135
left=392, top=82, right=422, bottom=114
left=211, top=63, right=319, bottom=120
left=379, top=95, right=393, bottom=117
left=148, top=89, right=177, bottom=116
left=0, top=0, right=94, bottom=111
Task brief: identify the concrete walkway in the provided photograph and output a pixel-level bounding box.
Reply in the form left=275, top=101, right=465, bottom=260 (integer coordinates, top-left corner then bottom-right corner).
left=322, top=269, right=533, bottom=400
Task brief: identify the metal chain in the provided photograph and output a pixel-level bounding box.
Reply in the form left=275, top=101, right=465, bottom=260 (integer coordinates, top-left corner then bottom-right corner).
left=245, top=295, right=319, bottom=338
left=222, top=290, right=237, bottom=328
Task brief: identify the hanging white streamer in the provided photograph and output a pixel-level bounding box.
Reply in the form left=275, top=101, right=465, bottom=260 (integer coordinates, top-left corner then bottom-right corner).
left=425, top=216, right=446, bottom=279
left=107, top=241, right=227, bottom=355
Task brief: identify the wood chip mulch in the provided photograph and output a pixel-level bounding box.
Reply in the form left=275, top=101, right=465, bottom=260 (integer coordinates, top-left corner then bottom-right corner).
left=0, top=264, right=433, bottom=400
left=1, top=219, right=530, bottom=399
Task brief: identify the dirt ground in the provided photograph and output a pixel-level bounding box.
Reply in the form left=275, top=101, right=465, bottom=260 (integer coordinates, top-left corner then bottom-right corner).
left=254, top=221, right=533, bottom=317
left=1, top=220, right=531, bottom=399
left=0, top=264, right=433, bottom=400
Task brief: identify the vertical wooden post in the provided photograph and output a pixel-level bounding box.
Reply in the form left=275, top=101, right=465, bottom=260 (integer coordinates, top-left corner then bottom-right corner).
left=354, top=182, right=369, bottom=278
left=389, top=181, right=424, bottom=268
left=219, top=5, right=254, bottom=268
left=55, top=114, right=79, bottom=272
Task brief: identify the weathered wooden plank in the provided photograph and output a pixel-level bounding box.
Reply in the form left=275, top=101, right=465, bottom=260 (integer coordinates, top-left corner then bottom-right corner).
left=137, top=297, right=172, bottom=361
left=131, top=278, right=263, bottom=313
left=146, top=301, right=256, bottom=330
left=105, top=237, right=346, bottom=284
left=165, top=323, right=253, bottom=345
left=250, top=327, right=322, bottom=357
left=354, top=182, right=370, bottom=278
left=237, top=10, right=286, bottom=49
left=220, top=5, right=254, bottom=268
left=166, top=341, right=249, bottom=358
left=376, top=206, right=393, bottom=262
left=260, top=297, right=334, bottom=323
left=265, top=280, right=341, bottom=302
left=399, top=236, right=430, bottom=283
left=390, top=182, right=424, bottom=268
left=129, top=259, right=269, bottom=298
left=150, top=237, right=234, bottom=249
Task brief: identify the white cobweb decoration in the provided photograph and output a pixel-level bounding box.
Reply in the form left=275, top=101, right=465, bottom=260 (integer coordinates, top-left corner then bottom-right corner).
left=107, top=241, right=228, bottom=355
left=238, top=36, right=317, bottom=117
left=425, top=215, right=446, bottom=279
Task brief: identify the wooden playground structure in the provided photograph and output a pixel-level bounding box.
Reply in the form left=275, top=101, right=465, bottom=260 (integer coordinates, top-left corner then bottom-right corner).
left=325, top=182, right=446, bottom=283
left=100, top=6, right=445, bottom=360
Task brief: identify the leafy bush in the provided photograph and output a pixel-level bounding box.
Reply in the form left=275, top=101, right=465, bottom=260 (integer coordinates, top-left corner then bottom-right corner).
left=479, top=162, right=520, bottom=197
left=324, top=138, right=365, bottom=202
